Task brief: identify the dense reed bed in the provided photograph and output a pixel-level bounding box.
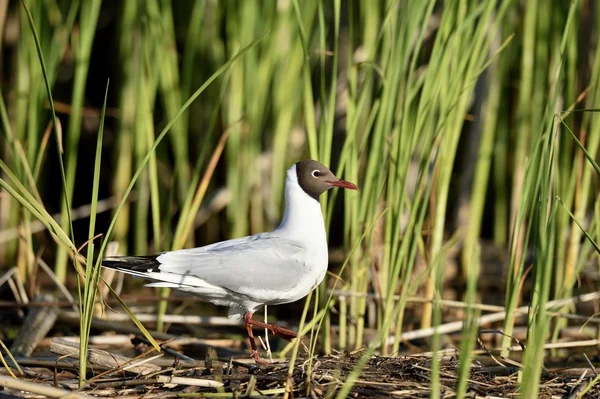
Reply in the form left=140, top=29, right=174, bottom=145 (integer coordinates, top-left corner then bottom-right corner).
left=0, top=0, right=599, bottom=396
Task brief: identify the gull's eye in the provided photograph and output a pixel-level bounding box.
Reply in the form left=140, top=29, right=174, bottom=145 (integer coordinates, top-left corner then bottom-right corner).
left=312, top=170, right=322, bottom=178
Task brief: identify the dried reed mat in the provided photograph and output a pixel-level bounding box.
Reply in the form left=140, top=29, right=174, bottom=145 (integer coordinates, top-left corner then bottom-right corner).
left=386, top=290, right=600, bottom=344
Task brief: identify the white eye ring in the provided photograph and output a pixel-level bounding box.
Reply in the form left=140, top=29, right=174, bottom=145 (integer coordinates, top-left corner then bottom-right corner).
left=312, top=170, right=322, bottom=178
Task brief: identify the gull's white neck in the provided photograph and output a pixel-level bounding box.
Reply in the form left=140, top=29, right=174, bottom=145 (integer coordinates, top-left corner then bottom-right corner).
left=276, top=165, right=326, bottom=245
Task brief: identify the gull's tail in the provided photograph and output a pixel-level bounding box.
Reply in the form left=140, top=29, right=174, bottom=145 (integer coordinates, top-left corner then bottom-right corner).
left=102, top=255, right=162, bottom=275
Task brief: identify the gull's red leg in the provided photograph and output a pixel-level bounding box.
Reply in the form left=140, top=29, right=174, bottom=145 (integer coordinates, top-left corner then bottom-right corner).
left=243, top=312, right=298, bottom=341
left=246, top=318, right=298, bottom=341
left=243, top=312, right=267, bottom=364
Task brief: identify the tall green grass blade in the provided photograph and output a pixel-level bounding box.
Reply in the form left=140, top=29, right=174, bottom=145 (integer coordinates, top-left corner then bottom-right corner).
left=54, top=0, right=102, bottom=282
left=558, top=198, right=600, bottom=254
left=455, top=245, right=481, bottom=398
left=19, top=0, right=76, bottom=279
left=0, top=89, right=44, bottom=204
left=154, top=0, right=190, bottom=202
left=112, top=0, right=138, bottom=257
left=0, top=161, right=76, bottom=254
left=292, top=0, right=318, bottom=159
left=561, top=117, right=600, bottom=175
left=78, top=80, right=109, bottom=387
left=102, top=282, right=162, bottom=351
left=520, top=4, right=578, bottom=395
left=501, top=0, right=578, bottom=356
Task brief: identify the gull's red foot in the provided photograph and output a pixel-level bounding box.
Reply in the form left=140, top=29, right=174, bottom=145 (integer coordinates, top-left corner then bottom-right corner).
left=243, top=311, right=299, bottom=363
left=250, top=350, right=268, bottom=364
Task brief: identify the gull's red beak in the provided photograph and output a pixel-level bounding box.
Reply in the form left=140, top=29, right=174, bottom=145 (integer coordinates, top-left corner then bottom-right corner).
left=328, top=179, right=359, bottom=190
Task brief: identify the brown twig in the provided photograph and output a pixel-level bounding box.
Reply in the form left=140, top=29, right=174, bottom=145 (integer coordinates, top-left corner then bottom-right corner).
left=0, top=375, right=94, bottom=399
left=50, top=337, right=161, bottom=375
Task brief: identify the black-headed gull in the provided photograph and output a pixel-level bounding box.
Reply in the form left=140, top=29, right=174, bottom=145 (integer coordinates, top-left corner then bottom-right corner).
left=102, top=159, right=358, bottom=362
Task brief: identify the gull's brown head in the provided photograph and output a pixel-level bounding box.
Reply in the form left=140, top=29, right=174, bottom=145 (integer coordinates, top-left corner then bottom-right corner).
left=295, top=160, right=358, bottom=200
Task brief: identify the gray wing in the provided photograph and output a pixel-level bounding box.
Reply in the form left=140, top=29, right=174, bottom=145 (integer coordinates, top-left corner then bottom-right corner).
left=156, top=234, right=309, bottom=293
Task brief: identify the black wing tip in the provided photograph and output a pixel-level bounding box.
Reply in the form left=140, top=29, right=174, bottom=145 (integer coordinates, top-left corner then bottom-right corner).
left=101, top=255, right=161, bottom=272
